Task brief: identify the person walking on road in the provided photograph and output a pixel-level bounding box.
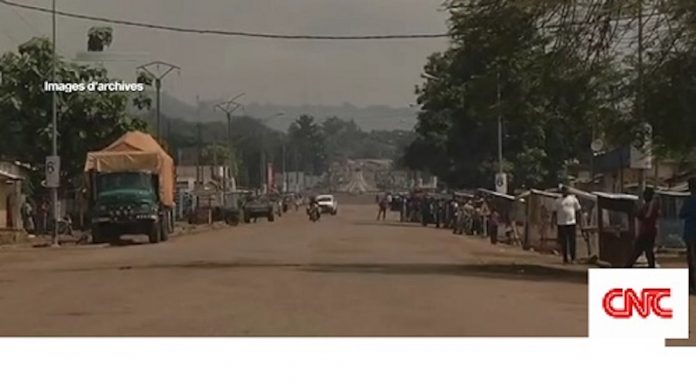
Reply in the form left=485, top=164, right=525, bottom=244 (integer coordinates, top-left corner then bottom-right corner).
left=489, top=208, right=500, bottom=244
left=21, top=199, right=35, bottom=236
left=480, top=199, right=490, bottom=237
left=377, top=194, right=388, bottom=221
left=552, top=186, right=582, bottom=264
left=679, top=177, right=696, bottom=295
left=626, top=187, right=660, bottom=268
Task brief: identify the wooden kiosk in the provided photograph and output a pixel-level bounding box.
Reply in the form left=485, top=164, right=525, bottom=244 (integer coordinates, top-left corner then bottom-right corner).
left=595, top=192, right=639, bottom=267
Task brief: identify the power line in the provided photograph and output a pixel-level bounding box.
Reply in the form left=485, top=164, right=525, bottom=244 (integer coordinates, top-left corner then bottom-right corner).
left=9, top=4, right=42, bottom=36
left=0, top=0, right=449, bottom=40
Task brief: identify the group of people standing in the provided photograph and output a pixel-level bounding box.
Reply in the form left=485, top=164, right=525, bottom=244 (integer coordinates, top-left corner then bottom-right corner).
left=20, top=198, right=50, bottom=237
left=376, top=192, right=502, bottom=244
left=552, top=181, right=696, bottom=294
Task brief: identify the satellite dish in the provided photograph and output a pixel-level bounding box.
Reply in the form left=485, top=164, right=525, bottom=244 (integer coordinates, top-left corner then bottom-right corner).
left=591, top=138, right=604, bottom=153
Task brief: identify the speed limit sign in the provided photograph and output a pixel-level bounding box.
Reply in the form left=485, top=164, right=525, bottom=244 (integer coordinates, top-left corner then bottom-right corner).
left=45, top=155, right=60, bottom=188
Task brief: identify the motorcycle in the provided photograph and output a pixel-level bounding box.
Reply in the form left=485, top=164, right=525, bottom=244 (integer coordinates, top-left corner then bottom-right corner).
left=307, top=205, right=321, bottom=222
left=47, top=215, right=74, bottom=236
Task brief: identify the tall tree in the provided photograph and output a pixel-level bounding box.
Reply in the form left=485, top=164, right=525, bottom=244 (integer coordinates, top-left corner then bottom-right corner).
left=288, top=115, right=327, bottom=175
left=0, top=37, right=149, bottom=194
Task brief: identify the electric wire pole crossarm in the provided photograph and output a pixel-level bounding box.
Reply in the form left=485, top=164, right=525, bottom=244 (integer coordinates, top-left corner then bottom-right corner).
left=214, top=94, right=245, bottom=198
left=136, top=61, right=181, bottom=142
left=257, top=112, right=285, bottom=194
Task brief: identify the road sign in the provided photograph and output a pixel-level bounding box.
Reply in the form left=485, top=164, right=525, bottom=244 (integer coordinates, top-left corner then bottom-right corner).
left=591, top=138, right=604, bottom=153
left=630, top=123, right=653, bottom=170
left=45, top=155, right=60, bottom=188
left=495, top=173, right=508, bottom=194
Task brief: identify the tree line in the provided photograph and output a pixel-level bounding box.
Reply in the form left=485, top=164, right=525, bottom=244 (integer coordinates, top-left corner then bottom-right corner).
left=0, top=36, right=411, bottom=197
left=403, top=0, right=696, bottom=190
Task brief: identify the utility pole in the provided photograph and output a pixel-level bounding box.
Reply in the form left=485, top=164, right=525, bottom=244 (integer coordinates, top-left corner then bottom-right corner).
left=215, top=93, right=245, bottom=197
left=50, top=0, right=59, bottom=247
left=637, top=0, right=647, bottom=197
left=497, top=70, right=503, bottom=175
left=137, top=61, right=180, bottom=144
left=195, top=95, right=202, bottom=187
left=258, top=112, right=285, bottom=194
left=282, top=142, right=287, bottom=193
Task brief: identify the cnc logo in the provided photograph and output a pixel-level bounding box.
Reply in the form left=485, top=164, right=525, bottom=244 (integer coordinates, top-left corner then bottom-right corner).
left=602, top=288, right=672, bottom=319
left=588, top=269, right=689, bottom=339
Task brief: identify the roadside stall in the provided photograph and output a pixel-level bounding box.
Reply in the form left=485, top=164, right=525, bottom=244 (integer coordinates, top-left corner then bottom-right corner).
left=595, top=192, right=639, bottom=267
left=521, top=189, right=560, bottom=253
left=477, top=189, right=522, bottom=245
left=655, top=190, right=689, bottom=250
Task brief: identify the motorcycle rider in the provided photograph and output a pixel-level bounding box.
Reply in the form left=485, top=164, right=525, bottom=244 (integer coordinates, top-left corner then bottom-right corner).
left=307, top=196, right=321, bottom=220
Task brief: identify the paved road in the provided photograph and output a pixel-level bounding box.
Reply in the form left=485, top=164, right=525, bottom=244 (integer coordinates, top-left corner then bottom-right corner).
left=0, top=204, right=693, bottom=339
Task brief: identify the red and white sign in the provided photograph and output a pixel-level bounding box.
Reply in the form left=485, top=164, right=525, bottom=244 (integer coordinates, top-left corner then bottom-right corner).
left=589, top=269, right=689, bottom=339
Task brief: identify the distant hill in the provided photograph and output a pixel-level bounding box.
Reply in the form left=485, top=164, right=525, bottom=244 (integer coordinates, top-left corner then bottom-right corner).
left=133, top=93, right=418, bottom=132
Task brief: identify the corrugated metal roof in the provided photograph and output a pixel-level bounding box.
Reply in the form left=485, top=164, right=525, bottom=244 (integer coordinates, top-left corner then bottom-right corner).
left=477, top=188, right=516, bottom=200
left=594, top=191, right=639, bottom=201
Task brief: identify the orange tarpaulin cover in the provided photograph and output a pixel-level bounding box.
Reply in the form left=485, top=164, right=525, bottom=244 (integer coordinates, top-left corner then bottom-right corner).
left=84, top=131, right=175, bottom=207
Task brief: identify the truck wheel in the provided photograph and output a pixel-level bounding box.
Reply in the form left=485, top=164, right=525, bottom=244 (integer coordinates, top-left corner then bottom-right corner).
left=148, top=221, right=161, bottom=244
left=331, top=209, right=337, bottom=216
left=268, top=212, right=275, bottom=222
left=92, top=225, right=106, bottom=244
left=160, top=215, right=169, bottom=242
left=244, top=214, right=251, bottom=223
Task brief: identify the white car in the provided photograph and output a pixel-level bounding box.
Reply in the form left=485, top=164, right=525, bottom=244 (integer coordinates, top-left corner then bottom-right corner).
left=316, top=194, right=338, bottom=215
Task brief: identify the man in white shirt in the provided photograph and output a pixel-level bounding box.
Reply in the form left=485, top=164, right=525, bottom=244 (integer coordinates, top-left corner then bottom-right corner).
left=552, top=186, right=582, bottom=264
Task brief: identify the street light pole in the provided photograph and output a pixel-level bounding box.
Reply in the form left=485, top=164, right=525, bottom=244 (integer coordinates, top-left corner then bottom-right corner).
left=50, top=0, right=59, bottom=247
left=136, top=61, right=180, bottom=144
left=214, top=93, right=245, bottom=196
left=258, top=112, right=285, bottom=194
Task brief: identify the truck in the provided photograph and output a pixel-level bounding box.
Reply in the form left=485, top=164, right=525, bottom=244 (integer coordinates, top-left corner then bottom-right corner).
left=243, top=195, right=275, bottom=223
left=84, top=131, right=175, bottom=244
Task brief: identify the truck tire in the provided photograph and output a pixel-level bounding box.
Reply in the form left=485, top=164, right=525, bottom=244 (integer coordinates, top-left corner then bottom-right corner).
left=148, top=221, right=161, bottom=244
left=244, top=213, right=251, bottom=223
left=268, top=212, right=275, bottom=222
left=160, top=214, right=169, bottom=242
left=92, top=225, right=106, bottom=244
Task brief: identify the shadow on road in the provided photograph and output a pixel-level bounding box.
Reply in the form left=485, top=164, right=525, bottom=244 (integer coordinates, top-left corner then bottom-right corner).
left=301, top=263, right=588, bottom=285
left=59, top=261, right=588, bottom=285
left=353, top=221, right=444, bottom=229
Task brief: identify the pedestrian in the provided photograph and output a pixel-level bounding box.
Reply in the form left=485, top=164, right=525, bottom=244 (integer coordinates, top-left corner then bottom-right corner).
left=463, top=200, right=475, bottom=235
left=489, top=207, right=500, bottom=244
left=21, top=199, right=35, bottom=236
left=626, top=187, right=660, bottom=268
left=473, top=202, right=483, bottom=236
left=377, top=194, right=388, bottom=220
left=38, top=199, right=48, bottom=235
left=480, top=198, right=491, bottom=237
left=552, top=186, right=582, bottom=264
left=679, top=177, right=696, bottom=295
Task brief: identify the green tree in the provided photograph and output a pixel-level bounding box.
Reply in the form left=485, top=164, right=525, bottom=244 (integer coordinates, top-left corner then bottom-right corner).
left=288, top=115, right=327, bottom=175
left=0, top=37, right=149, bottom=194
left=405, top=0, right=625, bottom=190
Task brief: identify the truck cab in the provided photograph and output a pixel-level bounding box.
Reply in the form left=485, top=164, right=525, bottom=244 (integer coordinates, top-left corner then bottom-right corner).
left=90, top=170, right=171, bottom=244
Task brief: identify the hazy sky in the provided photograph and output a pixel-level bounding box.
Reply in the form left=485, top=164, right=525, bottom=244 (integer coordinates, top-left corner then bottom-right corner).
left=0, top=0, right=449, bottom=107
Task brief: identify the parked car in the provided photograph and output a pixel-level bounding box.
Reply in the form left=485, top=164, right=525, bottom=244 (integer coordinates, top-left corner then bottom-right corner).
left=222, top=191, right=247, bottom=225
left=243, top=196, right=275, bottom=223
left=316, top=194, right=338, bottom=215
